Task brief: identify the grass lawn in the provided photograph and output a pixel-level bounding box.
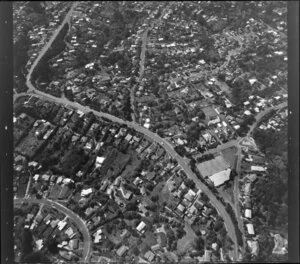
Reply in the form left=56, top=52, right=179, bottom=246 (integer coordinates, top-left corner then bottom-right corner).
left=15, top=128, right=46, bottom=158
left=107, top=229, right=123, bottom=245
left=176, top=223, right=197, bottom=255
left=16, top=182, right=27, bottom=198
left=151, top=181, right=165, bottom=201
left=159, top=182, right=173, bottom=205
left=118, top=151, right=141, bottom=181
left=219, top=183, right=235, bottom=206
left=143, top=231, right=157, bottom=247
left=196, top=155, right=230, bottom=178
left=48, top=184, right=62, bottom=199
left=221, top=146, right=237, bottom=168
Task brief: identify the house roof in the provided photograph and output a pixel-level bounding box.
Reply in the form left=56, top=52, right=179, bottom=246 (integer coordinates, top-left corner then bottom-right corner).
left=246, top=223, right=255, bottom=235
left=209, top=169, right=231, bottom=187
left=245, top=209, right=252, bottom=219
left=144, top=250, right=155, bottom=262
left=184, top=189, right=196, bottom=202
left=116, top=245, right=129, bottom=257
left=247, top=240, right=259, bottom=255
left=136, top=221, right=146, bottom=232
left=251, top=166, right=266, bottom=172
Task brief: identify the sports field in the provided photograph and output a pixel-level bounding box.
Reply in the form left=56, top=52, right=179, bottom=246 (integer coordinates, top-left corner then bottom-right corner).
left=196, top=155, right=230, bottom=178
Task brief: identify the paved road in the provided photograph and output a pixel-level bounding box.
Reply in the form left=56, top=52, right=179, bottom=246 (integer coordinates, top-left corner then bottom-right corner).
left=25, top=2, right=79, bottom=93
left=17, top=1, right=241, bottom=260
left=14, top=89, right=239, bottom=261
left=247, top=101, right=287, bottom=136
left=14, top=91, right=287, bottom=262
left=233, top=145, right=246, bottom=256
left=24, top=171, right=33, bottom=199
left=130, top=28, right=149, bottom=123
left=131, top=5, right=170, bottom=123
left=14, top=197, right=92, bottom=262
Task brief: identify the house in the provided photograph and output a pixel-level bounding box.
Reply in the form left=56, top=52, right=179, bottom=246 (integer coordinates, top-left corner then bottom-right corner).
left=176, top=203, right=186, bottom=215
left=81, top=188, right=93, bottom=197
left=50, top=219, right=59, bottom=229
left=57, top=221, right=67, bottom=231
left=116, top=245, right=129, bottom=257
left=212, top=242, right=219, bottom=251
left=44, top=214, right=52, bottom=224
left=246, top=223, right=255, bottom=235
left=251, top=166, right=266, bottom=172
left=33, top=174, right=40, bottom=181
left=136, top=221, right=146, bottom=233
left=246, top=174, right=257, bottom=183
left=100, top=180, right=109, bottom=192
left=146, top=171, right=156, bottom=181
left=247, top=240, right=259, bottom=256
left=133, top=177, right=143, bottom=186
left=120, top=229, right=128, bottom=238
left=95, top=156, right=106, bottom=168
left=69, top=239, right=79, bottom=250
left=120, top=186, right=133, bottom=200
left=244, top=110, right=252, bottom=116
left=65, top=227, right=75, bottom=238
left=272, top=233, right=288, bottom=255
left=144, top=250, right=155, bottom=262
left=245, top=209, right=252, bottom=219
left=59, top=251, right=72, bottom=261
left=151, top=244, right=161, bottom=251
left=244, top=182, right=251, bottom=196
left=94, top=229, right=103, bottom=244
left=184, top=189, right=196, bottom=202
left=204, top=250, right=212, bottom=262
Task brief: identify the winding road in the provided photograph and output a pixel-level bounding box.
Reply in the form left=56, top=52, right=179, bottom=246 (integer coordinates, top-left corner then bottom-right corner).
left=14, top=198, right=92, bottom=262
left=15, top=1, right=288, bottom=262
left=130, top=4, right=171, bottom=123
left=14, top=89, right=240, bottom=261
left=25, top=2, right=79, bottom=93
left=16, top=1, right=240, bottom=258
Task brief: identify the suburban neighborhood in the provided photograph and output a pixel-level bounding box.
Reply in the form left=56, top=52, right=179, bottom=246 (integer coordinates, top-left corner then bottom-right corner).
left=12, top=1, right=288, bottom=263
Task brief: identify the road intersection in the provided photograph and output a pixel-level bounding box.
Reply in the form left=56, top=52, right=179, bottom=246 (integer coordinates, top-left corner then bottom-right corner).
left=14, top=2, right=288, bottom=261
left=14, top=198, right=92, bottom=262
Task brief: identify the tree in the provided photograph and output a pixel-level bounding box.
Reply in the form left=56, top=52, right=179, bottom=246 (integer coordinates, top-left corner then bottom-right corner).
left=20, top=229, right=33, bottom=260
left=23, top=252, right=50, bottom=263
left=45, top=237, right=59, bottom=254
left=194, top=236, right=205, bottom=255
left=176, top=227, right=186, bottom=239
left=132, top=246, right=139, bottom=256
left=185, top=179, right=196, bottom=189
left=174, top=145, right=187, bottom=157
left=200, top=193, right=209, bottom=203
left=151, top=195, right=159, bottom=202
left=126, top=201, right=138, bottom=211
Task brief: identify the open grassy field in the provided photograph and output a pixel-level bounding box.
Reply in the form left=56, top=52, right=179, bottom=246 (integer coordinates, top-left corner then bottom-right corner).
left=196, top=155, right=230, bottom=177
left=176, top=223, right=197, bottom=255
left=221, top=146, right=237, bottom=168
left=118, top=151, right=141, bottom=181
